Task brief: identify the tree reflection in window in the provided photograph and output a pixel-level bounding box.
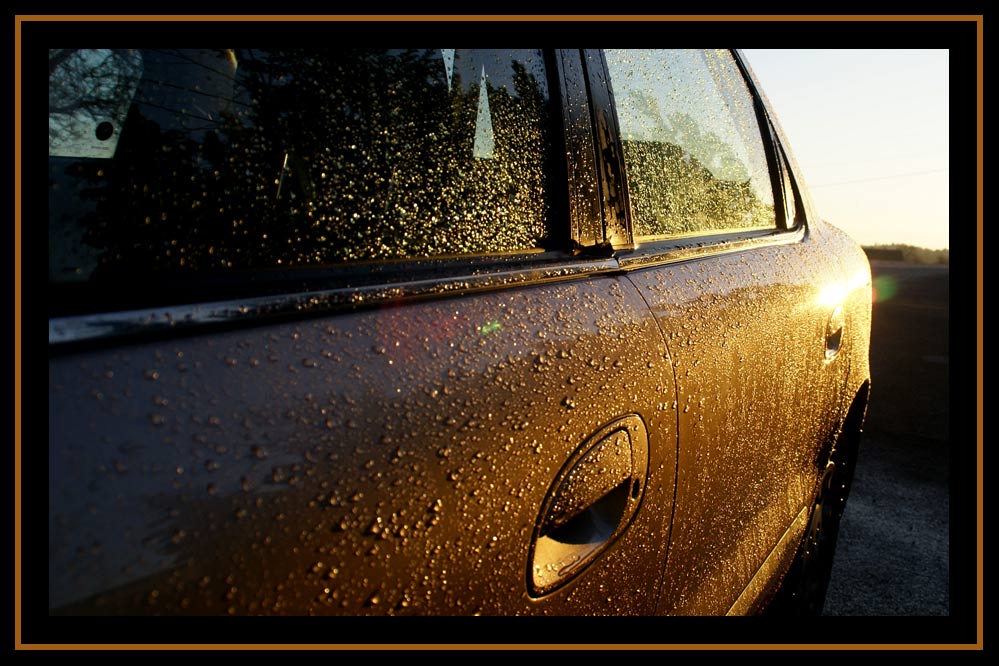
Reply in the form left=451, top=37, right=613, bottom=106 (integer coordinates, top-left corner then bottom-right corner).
left=48, top=49, right=554, bottom=282
left=606, top=49, right=776, bottom=239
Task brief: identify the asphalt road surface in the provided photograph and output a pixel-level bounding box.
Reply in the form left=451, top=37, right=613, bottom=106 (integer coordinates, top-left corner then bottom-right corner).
left=822, top=260, right=952, bottom=617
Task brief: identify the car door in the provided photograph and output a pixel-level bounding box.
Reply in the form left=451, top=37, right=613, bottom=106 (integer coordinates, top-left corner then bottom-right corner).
left=591, top=48, right=854, bottom=615
left=46, top=48, right=679, bottom=616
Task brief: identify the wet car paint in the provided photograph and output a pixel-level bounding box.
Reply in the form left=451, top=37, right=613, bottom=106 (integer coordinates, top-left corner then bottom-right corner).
left=624, top=222, right=869, bottom=615
left=50, top=276, right=679, bottom=615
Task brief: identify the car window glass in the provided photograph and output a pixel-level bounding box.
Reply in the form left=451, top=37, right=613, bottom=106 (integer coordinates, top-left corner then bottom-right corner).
left=604, top=49, right=776, bottom=239
left=48, top=49, right=555, bottom=284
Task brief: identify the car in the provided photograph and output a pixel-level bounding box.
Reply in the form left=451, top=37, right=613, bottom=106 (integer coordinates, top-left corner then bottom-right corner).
left=46, top=47, right=872, bottom=617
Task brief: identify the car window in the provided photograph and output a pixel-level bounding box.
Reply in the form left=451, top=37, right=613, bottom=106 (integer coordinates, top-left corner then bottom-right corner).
left=48, top=49, right=556, bottom=285
left=603, top=49, right=776, bottom=240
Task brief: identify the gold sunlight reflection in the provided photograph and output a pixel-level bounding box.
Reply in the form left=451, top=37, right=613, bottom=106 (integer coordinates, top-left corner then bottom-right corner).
left=815, top=269, right=872, bottom=309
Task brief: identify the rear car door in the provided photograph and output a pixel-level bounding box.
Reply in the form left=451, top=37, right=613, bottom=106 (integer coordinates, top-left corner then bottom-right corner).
left=46, top=48, right=678, bottom=615
left=592, top=48, right=855, bottom=614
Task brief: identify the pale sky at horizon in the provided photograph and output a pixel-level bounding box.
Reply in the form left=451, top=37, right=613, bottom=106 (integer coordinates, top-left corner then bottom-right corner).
left=742, top=49, right=950, bottom=251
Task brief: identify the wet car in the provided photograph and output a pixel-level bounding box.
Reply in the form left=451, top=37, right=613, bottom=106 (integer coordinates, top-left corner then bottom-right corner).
left=47, top=48, right=872, bottom=616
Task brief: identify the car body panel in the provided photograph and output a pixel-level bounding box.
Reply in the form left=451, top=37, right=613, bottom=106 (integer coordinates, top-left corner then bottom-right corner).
left=49, top=275, right=678, bottom=615
left=624, top=228, right=855, bottom=615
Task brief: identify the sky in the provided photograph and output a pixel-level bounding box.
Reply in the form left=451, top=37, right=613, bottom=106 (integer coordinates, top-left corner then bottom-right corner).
left=741, top=49, right=950, bottom=251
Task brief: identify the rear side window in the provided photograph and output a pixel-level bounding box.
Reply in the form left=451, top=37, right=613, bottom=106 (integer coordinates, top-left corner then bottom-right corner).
left=48, top=49, right=555, bottom=284
left=604, top=49, right=776, bottom=240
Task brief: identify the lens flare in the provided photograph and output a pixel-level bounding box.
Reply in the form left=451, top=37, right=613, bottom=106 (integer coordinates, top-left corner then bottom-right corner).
left=872, top=275, right=898, bottom=303
left=479, top=320, right=502, bottom=336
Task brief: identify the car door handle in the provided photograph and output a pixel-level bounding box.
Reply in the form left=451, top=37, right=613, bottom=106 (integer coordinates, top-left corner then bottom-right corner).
left=528, top=414, right=649, bottom=597
left=825, top=304, right=846, bottom=360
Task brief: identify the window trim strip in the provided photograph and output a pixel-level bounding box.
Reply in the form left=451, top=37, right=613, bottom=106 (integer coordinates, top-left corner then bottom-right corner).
left=617, top=225, right=807, bottom=272
left=48, top=256, right=623, bottom=348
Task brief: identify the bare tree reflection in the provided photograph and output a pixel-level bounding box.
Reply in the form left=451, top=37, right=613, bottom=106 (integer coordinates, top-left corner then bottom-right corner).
left=48, top=49, right=554, bottom=284
left=49, top=49, right=143, bottom=159
left=619, top=105, right=773, bottom=237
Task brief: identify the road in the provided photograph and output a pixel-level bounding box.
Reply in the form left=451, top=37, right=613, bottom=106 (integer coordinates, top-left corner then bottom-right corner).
left=822, top=260, right=954, bottom=617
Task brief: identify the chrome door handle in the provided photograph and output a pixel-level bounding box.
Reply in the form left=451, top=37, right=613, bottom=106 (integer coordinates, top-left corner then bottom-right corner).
left=528, top=414, right=649, bottom=597
left=825, top=304, right=845, bottom=360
